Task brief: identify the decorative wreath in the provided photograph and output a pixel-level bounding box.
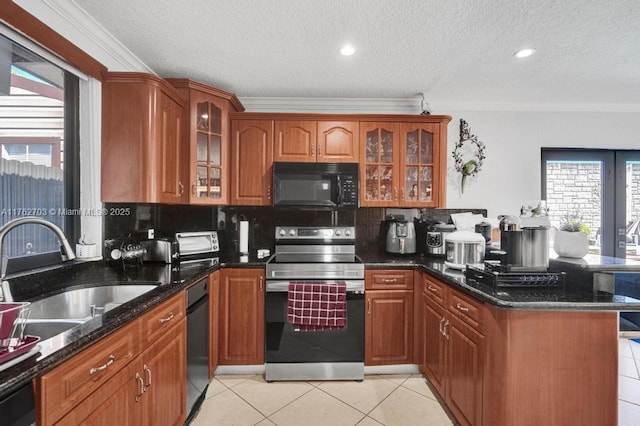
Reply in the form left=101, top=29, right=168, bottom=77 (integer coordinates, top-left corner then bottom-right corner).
left=452, top=119, right=486, bottom=192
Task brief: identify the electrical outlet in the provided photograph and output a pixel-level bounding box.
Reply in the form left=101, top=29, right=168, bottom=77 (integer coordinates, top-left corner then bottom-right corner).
left=148, top=229, right=155, bottom=239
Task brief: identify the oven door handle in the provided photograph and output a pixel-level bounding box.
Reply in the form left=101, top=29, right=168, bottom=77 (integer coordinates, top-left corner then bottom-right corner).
left=266, top=280, right=365, bottom=292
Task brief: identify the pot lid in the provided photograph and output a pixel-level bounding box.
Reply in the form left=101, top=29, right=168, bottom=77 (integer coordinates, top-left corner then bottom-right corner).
left=445, top=231, right=485, bottom=243
left=429, top=223, right=456, bottom=231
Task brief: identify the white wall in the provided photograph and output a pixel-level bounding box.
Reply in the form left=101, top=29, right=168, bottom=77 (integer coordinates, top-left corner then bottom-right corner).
left=442, top=111, right=640, bottom=220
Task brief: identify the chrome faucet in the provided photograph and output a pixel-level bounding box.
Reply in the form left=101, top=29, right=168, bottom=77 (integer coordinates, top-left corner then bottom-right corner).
left=0, top=216, right=76, bottom=280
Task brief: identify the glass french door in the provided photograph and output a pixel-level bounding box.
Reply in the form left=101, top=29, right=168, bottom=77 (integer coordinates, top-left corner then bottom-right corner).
left=542, top=149, right=640, bottom=259
left=616, top=152, right=640, bottom=260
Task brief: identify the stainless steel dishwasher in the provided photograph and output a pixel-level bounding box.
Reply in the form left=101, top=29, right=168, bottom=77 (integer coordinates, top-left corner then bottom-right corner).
left=185, top=276, right=209, bottom=423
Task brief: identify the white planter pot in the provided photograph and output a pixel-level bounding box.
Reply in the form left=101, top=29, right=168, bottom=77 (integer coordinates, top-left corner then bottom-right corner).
left=553, top=230, right=589, bottom=258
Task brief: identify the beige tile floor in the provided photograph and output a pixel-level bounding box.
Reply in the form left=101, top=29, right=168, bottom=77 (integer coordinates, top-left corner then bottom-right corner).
left=190, top=373, right=453, bottom=426
left=619, top=338, right=640, bottom=426
left=190, top=340, right=640, bottom=426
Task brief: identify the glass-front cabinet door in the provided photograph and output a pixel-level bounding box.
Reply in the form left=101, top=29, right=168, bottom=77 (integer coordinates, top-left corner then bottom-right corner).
left=400, top=123, right=440, bottom=207
left=194, top=100, right=224, bottom=201
left=360, top=122, right=400, bottom=206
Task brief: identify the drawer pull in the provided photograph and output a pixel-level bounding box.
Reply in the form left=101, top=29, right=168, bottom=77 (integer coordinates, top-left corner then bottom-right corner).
left=89, top=354, right=115, bottom=375
left=427, top=285, right=438, bottom=293
left=135, top=373, right=145, bottom=402
left=143, top=364, right=152, bottom=388
left=439, top=317, right=445, bottom=335
left=381, top=278, right=398, bottom=283
left=443, top=320, right=450, bottom=340
left=159, top=312, right=175, bottom=324
left=456, top=303, right=470, bottom=312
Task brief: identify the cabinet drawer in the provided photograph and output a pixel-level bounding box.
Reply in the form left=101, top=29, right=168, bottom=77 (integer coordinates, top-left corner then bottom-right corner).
left=36, top=320, right=140, bottom=426
left=449, top=289, right=483, bottom=332
left=366, top=269, right=414, bottom=290
left=422, top=276, right=446, bottom=306
left=141, top=292, right=186, bottom=346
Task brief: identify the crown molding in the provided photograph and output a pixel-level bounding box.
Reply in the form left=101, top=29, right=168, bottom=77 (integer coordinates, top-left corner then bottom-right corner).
left=238, top=97, right=423, bottom=114
left=429, top=100, right=640, bottom=113
left=15, top=0, right=154, bottom=73
left=239, top=97, right=640, bottom=114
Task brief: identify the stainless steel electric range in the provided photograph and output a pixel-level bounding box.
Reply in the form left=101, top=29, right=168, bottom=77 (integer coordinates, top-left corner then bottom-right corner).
left=265, top=226, right=365, bottom=381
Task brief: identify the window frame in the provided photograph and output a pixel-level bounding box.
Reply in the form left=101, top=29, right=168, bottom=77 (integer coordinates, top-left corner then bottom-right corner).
left=0, top=35, right=81, bottom=273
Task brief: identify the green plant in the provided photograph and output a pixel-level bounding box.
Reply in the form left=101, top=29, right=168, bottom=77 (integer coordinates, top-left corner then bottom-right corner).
left=559, top=212, right=589, bottom=234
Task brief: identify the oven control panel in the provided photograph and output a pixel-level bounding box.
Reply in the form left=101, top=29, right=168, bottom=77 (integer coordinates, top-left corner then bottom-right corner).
left=275, top=226, right=355, bottom=240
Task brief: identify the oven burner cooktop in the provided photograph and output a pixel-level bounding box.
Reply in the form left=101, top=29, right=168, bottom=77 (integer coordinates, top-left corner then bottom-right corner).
left=267, top=226, right=363, bottom=281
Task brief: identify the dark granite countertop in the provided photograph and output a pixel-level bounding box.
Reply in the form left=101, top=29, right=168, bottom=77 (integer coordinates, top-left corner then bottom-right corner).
left=358, top=252, right=640, bottom=311
left=0, top=253, right=270, bottom=399
left=2, top=250, right=638, bottom=400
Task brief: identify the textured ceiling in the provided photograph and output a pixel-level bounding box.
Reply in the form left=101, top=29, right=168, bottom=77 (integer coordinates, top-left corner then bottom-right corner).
left=76, top=0, right=640, bottom=105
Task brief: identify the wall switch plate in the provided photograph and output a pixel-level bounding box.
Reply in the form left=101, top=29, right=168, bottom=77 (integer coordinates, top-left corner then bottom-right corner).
left=148, top=229, right=155, bottom=239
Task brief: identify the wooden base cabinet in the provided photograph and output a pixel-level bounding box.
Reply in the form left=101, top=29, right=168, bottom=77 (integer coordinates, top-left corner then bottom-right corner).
left=35, top=292, right=187, bottom=426
left=482, top=308, right=618, bottom=426
left=365, top=270, right=414, bottom=365
left=420, top=273, right=484, bottom=426
left=419, top=271, right=619, bottom=426
left=209, top=270, right=220, bottom=378
left=219, top=268, right=265, bottom=365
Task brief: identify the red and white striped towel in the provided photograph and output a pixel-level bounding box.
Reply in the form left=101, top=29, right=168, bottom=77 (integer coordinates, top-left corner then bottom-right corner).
left=287, top=282, right=347, bottom=331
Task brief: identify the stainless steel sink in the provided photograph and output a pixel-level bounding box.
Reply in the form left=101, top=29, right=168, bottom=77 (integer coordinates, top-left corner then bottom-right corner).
left=20, top=320, right=81, bottom=341
left=27, top=284, right=159, bottom=320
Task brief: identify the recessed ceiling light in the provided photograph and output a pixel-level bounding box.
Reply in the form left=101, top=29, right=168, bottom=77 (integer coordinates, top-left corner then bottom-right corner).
left=514, top=48, right=536, bottom=58
left=340, top=44, right=355, bottom=56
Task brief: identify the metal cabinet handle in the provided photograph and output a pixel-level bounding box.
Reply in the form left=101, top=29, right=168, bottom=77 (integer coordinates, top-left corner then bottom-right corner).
left=443, top=320, right=450, bottom=340
left=89, top=354, right=115, bottom=375
left=191, top=183, right=197, bottom=196
left=267, top=185, right=271, bottom=200
left=456, top=303, right=469, bottom=312
left=381, top=278, right=398, bottom=283
left=311, top=144, right=315, bottom=157
left=259, top=276, right=263, bottom=291
left=394, top=187, right=398, bottom=201
left=178, top=181, right=184, bottom=195
left=439, top=317, right=445, bottom=335
left=135, top=373, right=145, bottom=402
left=318, top=144, right=322, bottom=157
left=427, top=285, right=438, bottom=293
left=401, top=188, right=405, bottom=201
left=159, top=312, right=175, bottom=324
left=367, top=298, right=371, bottom=314
left=143, top=364, right=152, bottom=388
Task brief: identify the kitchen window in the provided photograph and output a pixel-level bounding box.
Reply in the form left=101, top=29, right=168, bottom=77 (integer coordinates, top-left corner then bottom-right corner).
left=0, top=31, right=80, bottom=271
left=542, top=148, right=640, bottom=259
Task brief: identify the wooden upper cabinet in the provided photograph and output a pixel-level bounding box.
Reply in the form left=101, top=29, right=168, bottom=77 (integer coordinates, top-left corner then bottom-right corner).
left=101, top=72, right=186, bottom=203
left=167, top=78, right=244, bottom=205
left=360, top=122, right=400, bottom=207
left=230, top=120, right=274, bottom=205
left=274, top=120, right=316, bottom=162
left=360, top=117, right=449, bottom=208
left=274, top=120, right=359, bottom=163
left=317, top=121, right=359, bottom=162
left=399, top=123, right=443, bottom=207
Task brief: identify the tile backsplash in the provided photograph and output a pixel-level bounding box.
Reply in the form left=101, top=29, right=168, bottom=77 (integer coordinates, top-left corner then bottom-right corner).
left=104, top=203, right=487, bottom=257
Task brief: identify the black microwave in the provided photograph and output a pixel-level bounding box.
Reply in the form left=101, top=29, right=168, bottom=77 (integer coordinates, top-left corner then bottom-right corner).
left=273, top=162, right=359, bottom=208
